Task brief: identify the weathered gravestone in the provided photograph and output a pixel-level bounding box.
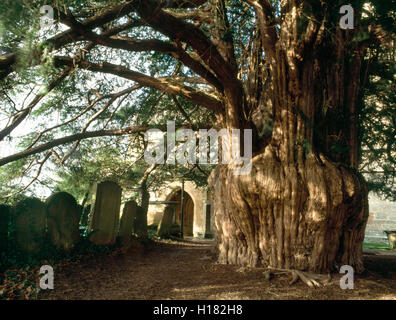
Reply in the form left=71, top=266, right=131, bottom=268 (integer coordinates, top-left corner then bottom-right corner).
left=0, top=204, right=11, bottom=252
left=46, top=192, right=81, bottom=251
left=14, top=198, right=46, bottom=255
left=157, top=205, right=176, bottom=238
left=88, top=181, right=122, bottom=246
left=134, top=205, right=149, bottom=239
left=119, top=200, right=138, bottom=248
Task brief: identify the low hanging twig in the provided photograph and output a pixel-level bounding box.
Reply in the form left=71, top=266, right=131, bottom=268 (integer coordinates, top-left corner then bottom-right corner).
left=1, top=152, right=51, bottom=199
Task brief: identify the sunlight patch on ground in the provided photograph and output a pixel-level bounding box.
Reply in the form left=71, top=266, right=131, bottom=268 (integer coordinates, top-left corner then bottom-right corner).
left=376, top=294, right=396, bottom=300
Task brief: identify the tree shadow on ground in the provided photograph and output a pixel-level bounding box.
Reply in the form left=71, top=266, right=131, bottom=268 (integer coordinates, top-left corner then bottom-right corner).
left=38, top=239, right=396, bottom=300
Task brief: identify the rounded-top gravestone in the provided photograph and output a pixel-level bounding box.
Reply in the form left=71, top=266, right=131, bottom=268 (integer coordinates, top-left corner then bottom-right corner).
left=46, top=192, right=81, bottom=251
left=157, top=205, right=175, bottom=238
left=14, top=198, right=46, bottom=255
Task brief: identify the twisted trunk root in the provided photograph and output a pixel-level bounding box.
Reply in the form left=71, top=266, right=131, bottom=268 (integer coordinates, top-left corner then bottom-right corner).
left=268, top=267, right=332, bottom=288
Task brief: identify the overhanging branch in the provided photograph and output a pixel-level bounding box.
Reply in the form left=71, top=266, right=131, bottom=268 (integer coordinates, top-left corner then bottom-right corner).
left=60, top=10, right=223, bottom=92
left=243, top=0, right=278, bottom=57
left=131, top=0, right=237, bottom=87
left=0, top=126, right=149, bottom=167
left=54, top=56, right=223, bottom=113
left=0, top=123, right=209, bottom=167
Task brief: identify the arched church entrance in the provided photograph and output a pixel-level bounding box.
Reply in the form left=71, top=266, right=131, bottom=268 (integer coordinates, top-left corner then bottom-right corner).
left=167, top=189, right=194, bottom=237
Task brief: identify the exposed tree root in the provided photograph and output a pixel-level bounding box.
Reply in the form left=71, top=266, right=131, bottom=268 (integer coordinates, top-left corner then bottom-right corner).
left=268, top=267, right=332, bottom=288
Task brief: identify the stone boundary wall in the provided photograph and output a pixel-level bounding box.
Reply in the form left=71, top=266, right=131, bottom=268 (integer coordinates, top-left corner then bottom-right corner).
left=364, top=194, right=396, bottom=244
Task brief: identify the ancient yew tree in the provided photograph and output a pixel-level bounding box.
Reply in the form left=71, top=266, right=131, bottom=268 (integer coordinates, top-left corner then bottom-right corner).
left=0, top=1, right=394, bottom=273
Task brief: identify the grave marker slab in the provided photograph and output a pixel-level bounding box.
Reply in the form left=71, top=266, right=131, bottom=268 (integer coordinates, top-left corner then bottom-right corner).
left=14, top=198, right=46, bottom=255
left=88, top=181, right=122, bottom=245
left=119, top=200, right=138, bottom=248
left=46, top=192, right=81, bottom=251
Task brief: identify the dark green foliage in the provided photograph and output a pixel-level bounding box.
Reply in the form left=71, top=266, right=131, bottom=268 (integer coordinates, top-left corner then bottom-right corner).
left=359, top=29, right=395, bottom=201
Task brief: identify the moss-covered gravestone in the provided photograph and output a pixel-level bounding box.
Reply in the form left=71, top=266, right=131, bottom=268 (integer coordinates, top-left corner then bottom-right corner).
left=119, top=200, right=138, bottom=248
left=14, top=198, right=46, bottom=255
left=88, top=181, right=122, bottom=246
left=0, top=204, right=11, bottom=252
left=46, top=192, right=81, bottom=251
left=157, top=205, right=175, bottom=238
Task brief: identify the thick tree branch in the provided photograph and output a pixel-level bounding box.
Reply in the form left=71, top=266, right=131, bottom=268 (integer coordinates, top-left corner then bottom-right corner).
left=61, top=10, right=224, bottom=92
left=163, top=9, right=212, bottom=22
left=54, top=56, right=223, bottom=113
left=211, top=0, right=238, bottom=73
left=244, top=0, right=278, bottom=57
left=131, top=0, right=237, bottom=87
left=0, top=123, right=208, bottom=167
left=0, top=126, right=148, bottom=167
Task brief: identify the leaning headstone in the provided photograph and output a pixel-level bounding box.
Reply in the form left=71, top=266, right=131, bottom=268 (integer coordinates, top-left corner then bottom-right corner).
left=157, top=205, right=175, bottom=238
left=88, top=181, right=122, bottom=246
left=134, top=205, right=149, bottom=239
left=46, top=192, right=81, bottom=251
left=0, top=204, right=11, bottom=252
left=14, top=198, right=46, bottom=255
left=119, top=200, right=138, bottom=248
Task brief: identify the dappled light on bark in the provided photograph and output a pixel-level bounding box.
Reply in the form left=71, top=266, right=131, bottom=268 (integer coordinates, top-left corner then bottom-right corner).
left=210, top=148, right=368, bottom=272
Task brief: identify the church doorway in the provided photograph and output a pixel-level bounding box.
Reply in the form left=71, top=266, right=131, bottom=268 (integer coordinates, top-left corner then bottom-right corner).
left=167, top=189, right=194, bottom=237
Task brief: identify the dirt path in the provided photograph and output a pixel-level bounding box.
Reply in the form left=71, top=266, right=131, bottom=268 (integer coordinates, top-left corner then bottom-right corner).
left=40, top=239, right=396, bottom=300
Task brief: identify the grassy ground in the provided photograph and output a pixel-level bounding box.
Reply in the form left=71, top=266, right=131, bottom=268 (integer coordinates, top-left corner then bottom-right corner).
left=363, top=242, right=390, bottom=250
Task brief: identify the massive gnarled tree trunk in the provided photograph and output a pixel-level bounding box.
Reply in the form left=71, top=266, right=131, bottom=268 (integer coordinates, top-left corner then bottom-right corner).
left=207, top=2, right=370, bottom=273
